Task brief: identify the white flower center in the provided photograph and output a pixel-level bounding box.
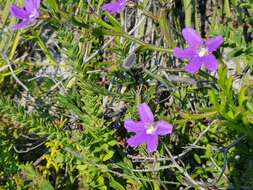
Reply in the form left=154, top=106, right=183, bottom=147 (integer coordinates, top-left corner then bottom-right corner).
left=146, top=124, right=156, bottom=134
left=198, top=47, right=208, bottom=57
left=29, top=10, right=37, bottom=19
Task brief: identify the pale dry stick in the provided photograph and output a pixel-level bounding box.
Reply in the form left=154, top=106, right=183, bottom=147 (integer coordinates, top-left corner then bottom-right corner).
left=129, top=122, right=214, bottom=162
left=21, top=134, right=45, bottom=140
left=65, top=147, right=180, bottom=185
left=165, top=0, right=175, bottom=9
left=83, top=37, right=115, bottom=64
left=45, top=79, right=66, bottom=96
left=183, top=144, right=208, bottom=150
left=163, top=145, right=206, bottom=189
left=86, top=68, right=110, bottom=73
left=13, top=139, right=47, bottom=153
left=107, top=161, right=174, bottom=173
left=131, top=0, right=149, bottom=38
left=128, top=155, right=169, bottom=162
left=83, top=43, right=90, bottom=62
left=102, top=76, right=114, bottom=109
left=27, top=75, right=60, bottom=82
left=188, top=137, right=245, bottom=188
left=209, top=156, right=229, bottom=182
left=170, top=123, right=213, bottom=159
left=86, top=0, right=95, bottom=12
left=126, top=164, right=174, bottom=172
left=27, top=75, right=46, bottom=82
left=124, top=17, right=146, bottom=57
left=33, top=154, right=46, bottom=166
left=130, top=17, right=146, bottom=35
left=213, top=135, right=246, bottom=185
left=181, top=124, right=213, bottom=152
left=2, top=54, right=30, bottom=92
left=27, top=75, right=67, bottom=99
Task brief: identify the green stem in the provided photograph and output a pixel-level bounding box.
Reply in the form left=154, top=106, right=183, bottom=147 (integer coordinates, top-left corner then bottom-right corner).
left=141, top=9, right=158, bottom=21
left=102, top=29, right=172, bottom=53
left=183, top=0, right=193, bottom=27
left=158, top=8, right=175, bottom=48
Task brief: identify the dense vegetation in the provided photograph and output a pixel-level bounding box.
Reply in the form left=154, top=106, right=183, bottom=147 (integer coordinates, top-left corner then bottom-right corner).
left=1, top=0, right=253, bottom=189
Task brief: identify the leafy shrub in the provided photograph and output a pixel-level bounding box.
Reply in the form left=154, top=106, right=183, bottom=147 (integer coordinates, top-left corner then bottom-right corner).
left=1, top=0, right=253, bottom=189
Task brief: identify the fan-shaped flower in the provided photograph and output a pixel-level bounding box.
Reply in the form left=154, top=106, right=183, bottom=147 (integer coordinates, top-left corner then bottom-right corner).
left=102, top=0, right=126, bottom=14
left=173, top=27, right=224, bottom=74
left=124, top=103, right=173, bottom=153
left=10, top=0, right=40, bottom=31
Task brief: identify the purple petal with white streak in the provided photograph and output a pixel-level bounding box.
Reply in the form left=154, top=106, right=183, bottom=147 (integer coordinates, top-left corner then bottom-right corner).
left=25, top=0, right=35, bottom=11
left=11, top=19, right=30, bottom=31
left=173, top=47, right=197, bottom=59
left=206, top=36, right=224, bottom=53
left=185, top=57, right=203, bottom=74
left=138, top=103, right=154, bottom=123
left=203, top=54, right=218, bottom=71
left=124, top=120, right=145, bottom=133
left=182, top=27, right=203, bottom=47
left=127, top=133, right=147, bottom=148
left=102, top=0, right=126, bottom=14
left=146, top=135, right=158, bottom=153
left=33, top=0, right=41, bottom=9
left=155, top=121, right=173, bottom=135
left=10, top=5, right=29, bottom=19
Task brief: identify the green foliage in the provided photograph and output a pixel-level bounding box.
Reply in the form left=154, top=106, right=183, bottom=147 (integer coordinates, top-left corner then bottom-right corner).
left=0, top=123, right=19, bottom=189
left=1, top=0, right=253, bottom=189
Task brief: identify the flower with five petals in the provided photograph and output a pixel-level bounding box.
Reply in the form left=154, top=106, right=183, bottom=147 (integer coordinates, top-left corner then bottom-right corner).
left=10, top=0, right=40, bottom=31
left=173, top=27, right=224, bottom=74
left=124, top=103, right=173, bottom=153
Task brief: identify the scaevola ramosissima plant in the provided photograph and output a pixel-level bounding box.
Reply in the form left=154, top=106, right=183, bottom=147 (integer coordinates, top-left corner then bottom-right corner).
left=173, top=27, right=224, bottom=74
left=10, top=0, right=40, bottom=31
left=124, top=103, right=173, bottom=153
left=102, top=0, right=126, bottom=14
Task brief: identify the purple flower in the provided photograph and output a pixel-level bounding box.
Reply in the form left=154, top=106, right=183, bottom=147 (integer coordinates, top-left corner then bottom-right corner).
left=173, top=27, right=224, bottom=74
left=102, top=0, right=126, bottom=14
left=10, top=0, right=40, bottom=31
left=124, top=103, right=173, bottom=153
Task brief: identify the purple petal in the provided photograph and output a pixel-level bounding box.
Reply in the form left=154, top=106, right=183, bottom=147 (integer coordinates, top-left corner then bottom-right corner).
left=102, top=0, right=126, bottom=14
left=11, top=19, right=30, bottom=31
left=155, top=121, right=173, bottom=135
left=25, top=0, right=35, bottom=11
left=182, top=27, right=203, bottom=47
left=138, top=103, right=154, bottom=123
left=102, top=3, right=118, bottom=13
left=185, top=57, right=202, bottom=74
left=124, top=120, right=145, bottom=133
left=206, top=36, right=224, bottom=53
left=202, top=54, right=218, bottom=71
left=102, top=3, right=121, bottom=14
left=146, top=135, right=158, bottom=153
left=118, top=0, right=126, bottom=7
left=33, top=0, right=41, bottom=9
left=10, top=5, right=29, bottom=19
left=127, top=133, right=146, bottom=148
left=173, top=47, right=197, bottom=59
